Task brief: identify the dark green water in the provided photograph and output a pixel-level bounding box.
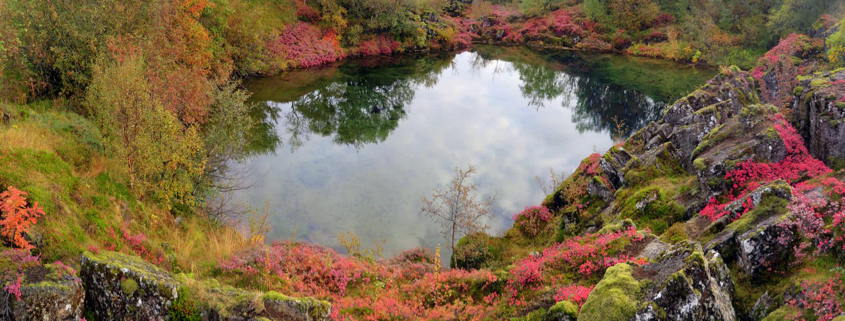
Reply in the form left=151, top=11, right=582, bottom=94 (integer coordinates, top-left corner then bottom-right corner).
left=235, top=46, right=716, bottom=258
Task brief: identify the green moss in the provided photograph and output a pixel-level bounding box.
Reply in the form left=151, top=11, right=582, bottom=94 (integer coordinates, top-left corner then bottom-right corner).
left=762, top=126, right=780, bottom=140
left=548, top=300, right=579, bottom=319
left=828, top=156, right=845, bottom=171
left=792, top=86, right=805, bottom=96
left=761, top=306, right=801, bottom=321
left=121, top=278, right=139, bottom=296
left=261, top=291, right=290, bottom=301
left=693, top=158, right=707, bottom=171
left=622, top=146, right=685, bottom=187
left=809, top=78, right=828, bottom=88
left=579, top=263, right=645, bottom=321
left=618, top=186, right=685, bottom=234
left=660, top=222, right=688, bottom=244
left=262, top=291, right=331, bottom=320
left=726, top=195, right=789, bottom=235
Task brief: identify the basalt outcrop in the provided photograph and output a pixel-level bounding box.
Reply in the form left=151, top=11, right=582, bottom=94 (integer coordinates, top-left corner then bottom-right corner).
left=791, top=69, right=845, bottom=170
left=553, top=66, right=826, bottom=320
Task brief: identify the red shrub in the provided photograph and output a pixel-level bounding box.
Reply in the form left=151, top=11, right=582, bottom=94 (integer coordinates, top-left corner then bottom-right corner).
left=353, top=35, right=402, bottom=57
left=505, top=226, right=646, bottom=305
left=268, top=22, right=345, bottom=69
left=783, top=278, right=843, bottom=321
left=0, top=187, right=45, bottom=250
left=701, top=115, right=831, bottom=222
left=1, top=248, right=41, bottom=301
left=653, top=13, right=675, bottom=27
left=513, top=205, right=553, bottom=237
left=554, top=284, right=593, bottom=307
left=753, top=34, right=822, bottom=106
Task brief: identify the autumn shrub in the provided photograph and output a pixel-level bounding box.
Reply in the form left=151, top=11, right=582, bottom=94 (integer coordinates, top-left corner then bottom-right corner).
left=103, top=225, right=165, bottom=265
left=268, top=22, right=345, bottom=69
left=86, top=56, right=205, bottom=208
left=751, top=34, right=822, bottom=106
left=0, top=248, right=40, bottom=301
left=780, top=278, right=843, bottom=321
left=505, top=226, right=647, bottom=305
left=554, top=284, right=593, bottom=307
left=827, top=22, right=845, bottom=67
left=513, top=205, right=553, bottom=238
left=701, top=114, right=830, bottom=222
left=0, top=186, right=45, bottom=249
left=452, top=232, right=494, bottom=269
left=352, top=35, right=402, bottom=57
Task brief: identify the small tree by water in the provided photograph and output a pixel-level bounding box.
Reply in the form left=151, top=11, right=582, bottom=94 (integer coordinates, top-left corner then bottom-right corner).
left=420, top=165, right=496, bottom=252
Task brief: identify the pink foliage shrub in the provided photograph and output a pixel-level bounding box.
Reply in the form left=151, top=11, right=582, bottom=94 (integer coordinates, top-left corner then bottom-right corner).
left=752, top=34, right=822, bottom=105
left=352, top=35, right=402, bottom=57
left=218, top=240, right=501, bottom=320
left=701, top=114, right=831, bottom=222
left=554, top=284, right=593, bottom=307
left=783, top=277, right=843, bottom=321
left=103, top=225, right=164, bottom=265
left=578, top=153, right=602, bottom=176
left=503, top=9, right=586, bottom=45
left=269, top=22, right=345, bottom=69
left=505, top=226, right=647, bottom=305
left=1, top=248, right=40, bottom=301
left=513, top=205, right=553, bottom=237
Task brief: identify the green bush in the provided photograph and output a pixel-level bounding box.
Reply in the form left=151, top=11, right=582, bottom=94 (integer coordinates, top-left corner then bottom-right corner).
left=827, top=21, right=845, bottom=67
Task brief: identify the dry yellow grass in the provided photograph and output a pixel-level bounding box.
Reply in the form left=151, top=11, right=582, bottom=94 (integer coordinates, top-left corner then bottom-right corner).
left=0, top=122, right=56, bottom=152
left=167, top=216, right=247, bottom=273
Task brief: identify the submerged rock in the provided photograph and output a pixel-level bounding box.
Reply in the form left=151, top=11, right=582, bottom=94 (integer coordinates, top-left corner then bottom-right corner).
left=580, top=242, right=736, bottom=321
left=80, top=251, right=181, bottom=320
left=1, top=263, right=85, bottom=321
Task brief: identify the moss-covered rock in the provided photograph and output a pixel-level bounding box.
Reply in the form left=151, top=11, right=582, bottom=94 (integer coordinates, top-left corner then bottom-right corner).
left=579, top=263, right=644, bottom=321
left=0, top=263, right=85, bottom=321
left=581, top=242, right=737, bottom=321
left=80, top=250, right=181, bottom=320
left=262, top=291, right=331, bottom=321
left=632, top=242, right=736, bottom=321
left=546, top=300, right=578, bottom=321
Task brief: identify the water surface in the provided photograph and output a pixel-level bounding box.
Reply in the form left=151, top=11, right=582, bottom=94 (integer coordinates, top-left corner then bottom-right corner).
left=236, top=46, right=715, bottom=259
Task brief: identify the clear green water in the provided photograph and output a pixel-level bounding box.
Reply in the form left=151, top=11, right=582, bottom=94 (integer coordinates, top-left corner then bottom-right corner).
left=236, top=46, right=716, bottom=258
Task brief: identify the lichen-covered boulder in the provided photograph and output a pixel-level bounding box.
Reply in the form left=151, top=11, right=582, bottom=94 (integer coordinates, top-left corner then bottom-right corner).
left=80, top=251, right=181, bottom=320
left=197, top=281, right=332, bottom=321
left=736, top=213, right=797, bottom=280
left=748, top=291, right=773, bottom=321
left=791, top=70, right=845, bottom=170
left=1, top=263, right=85, bottom=321
left=690, top=104, right=787, bottom=199
left=580, top=242, right=736, bottom=321
left=600, top=146, right=633, bottom=189
left=262, top=292, right=331, bottom=321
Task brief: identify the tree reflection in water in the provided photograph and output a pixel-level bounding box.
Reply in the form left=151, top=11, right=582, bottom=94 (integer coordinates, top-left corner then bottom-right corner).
left=244, top=46, right=714, bottom=154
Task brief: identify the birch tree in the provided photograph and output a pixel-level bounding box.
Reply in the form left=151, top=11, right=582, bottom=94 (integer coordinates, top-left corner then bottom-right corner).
left=420, top=165, right=496, bottom=252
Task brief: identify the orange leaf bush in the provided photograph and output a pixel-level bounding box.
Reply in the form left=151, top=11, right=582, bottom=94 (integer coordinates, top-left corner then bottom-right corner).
left=0, top=187, right=44, bottom=250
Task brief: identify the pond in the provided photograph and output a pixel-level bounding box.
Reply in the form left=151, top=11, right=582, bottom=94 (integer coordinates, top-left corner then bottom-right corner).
left=234, top=46, right=716, bottom=260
